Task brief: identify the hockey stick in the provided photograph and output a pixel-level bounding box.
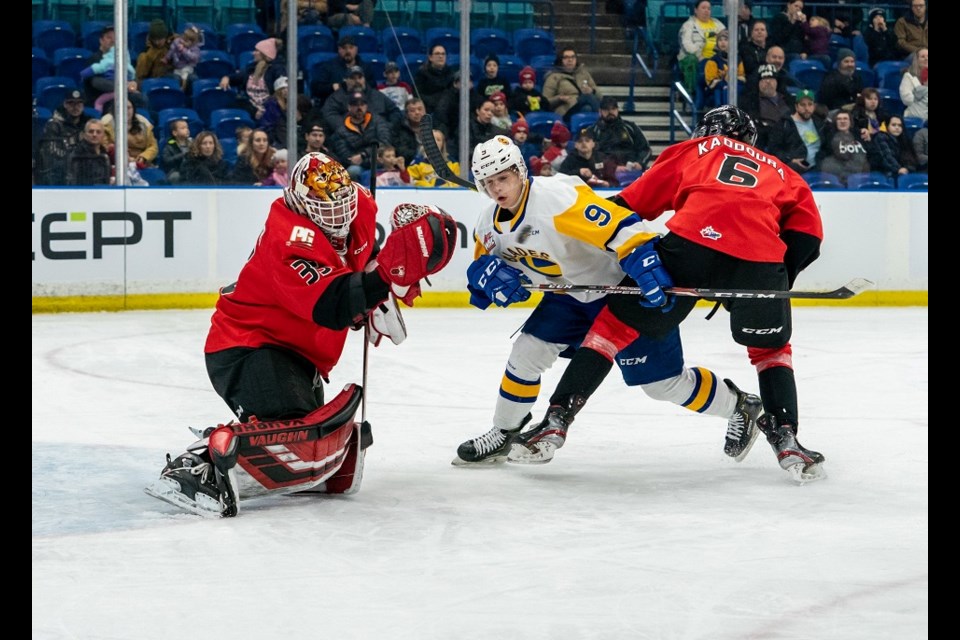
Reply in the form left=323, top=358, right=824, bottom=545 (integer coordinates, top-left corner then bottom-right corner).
left=523, top=277, right=875, bottom=300
left=418, top=114, right=478, bottom=190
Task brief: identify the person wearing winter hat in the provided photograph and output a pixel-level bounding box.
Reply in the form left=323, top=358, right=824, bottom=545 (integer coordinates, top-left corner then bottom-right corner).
left=479, top=54, right=510, bottom=100
left=817, top=47, right=864, bottom=112
left=259, top=147, right=289, bottom=187
left=508, top=65, right=547, bottom=117
left=255, top=37, right=278, bottom=61
left=220, top=37, right=285, bottom=120
left=533, top=120, right=570, bottom=174
left=134, top=18, right=173, bottom=86
left=489, top=91, right=513, bottom=130
left=864, top=8, right=900, bottom=67
left=509, top=118, right=540, bottom=169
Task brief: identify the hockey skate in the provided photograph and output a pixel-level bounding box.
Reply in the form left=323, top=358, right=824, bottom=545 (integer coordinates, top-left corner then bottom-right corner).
left=144, top=426, right=240, bottom=517
left=507, top=397, right=584, bottom=465
left=723, top=379, right=763, bottom=462
left=452, top=414, right=531, bottom=466
left=757, top=413, right=826, bottom=484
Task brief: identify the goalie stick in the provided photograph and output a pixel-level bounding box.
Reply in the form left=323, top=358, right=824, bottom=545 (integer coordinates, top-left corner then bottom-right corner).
left=418, top=114, right=478, bottom=190
left=523, top=277, right=874, bottom=300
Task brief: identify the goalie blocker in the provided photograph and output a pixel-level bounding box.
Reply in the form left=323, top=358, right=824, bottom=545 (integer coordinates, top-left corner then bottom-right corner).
left=145, top=384, right=373, bottom=517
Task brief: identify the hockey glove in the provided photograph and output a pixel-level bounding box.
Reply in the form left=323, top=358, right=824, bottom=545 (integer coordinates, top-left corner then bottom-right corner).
left=376, top=205, right=458, bottom=287
left=467, top=255, right=531, bottom=308
left=368, top=294, right=407, bottom=346
left=621, top=239, right=675, bottom=311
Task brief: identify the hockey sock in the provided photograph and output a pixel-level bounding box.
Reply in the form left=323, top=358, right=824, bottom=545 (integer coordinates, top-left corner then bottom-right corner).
left=757, top=366, right=799, bottom=425
left=550, top=348, right=613, bottom=405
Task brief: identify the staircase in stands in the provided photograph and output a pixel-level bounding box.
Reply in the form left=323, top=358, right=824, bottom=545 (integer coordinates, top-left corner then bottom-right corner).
left=544, top=0, right=686, bottom=157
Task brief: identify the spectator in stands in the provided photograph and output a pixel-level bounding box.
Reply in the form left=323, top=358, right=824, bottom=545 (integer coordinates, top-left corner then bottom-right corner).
left=899, top=47, right=928, bottom=122
left=235, top=124, right=253, bottom=157
left=542, top=48, right=602, bottom=123
left=676, top=0, right=727, bottom=96
left=740, top=45, right=798, bottom=107
left=232, top=128, right=277, bottom=184
left=65, top=119, right=112, bottom=186
left=101, top=98, right=159, bottom=169
left=259, top=148, right=290, bottom=187
left=894, top=0, right=928, bottom=58
left=278, top=0, right=328, bottom=33
left=735, top=0, right=756, bottom=49
left=818, top=48, right=864, bottom=113
left=589, top=95, right=651, bottom=171
left=788, top=88, right=828, bottom=173
left=478, top=54, right=511, bottom=100
left=326, top=0, right=374, bottom=28
left=260, top=75, right=292, bottom=148
left=851, top=87, right=889, bottom=138
left=817, top=110, right=871, bottom=185
left=220, top=38, right=286, bottom=120
left=330, top=90, right=392, bottom=180
left=433, top=70, right=477, bottom=152
left=864, top=8, right=900, bottom=67
left=741, top=20, right=769, bottom=79
left=390, top=98, right=426, bottom=165
left=165, top=25, right=203, bottom=93
left=82, top=25, right=114, bottom=103
left=768, top=0, right=806, bottom=63
left=320, top=65, right=402, bottom=134
left=912, top=122, right=927, bottom=173
left=538, top=120, right=573, bottom=175
left=80, top=39, right=145, bottom=109
left=180, top=131, right=232, bottom=185
left=489, top=91, right=514, bottom=130
left=509, top=118, right=541, bottom=170
left=830, top=2, right=862, bottom=40
left=508, top=66, right=547, bottom=118
left=135, top=19, right=175, bottom=89
left=801, top=15, right=833, bottom=70
left=702, top=30, right=745, bottom=107
left=378, top=61, right=414, bottom=112
left=414, top=44, right=456, bottom=114
left=160, top=118, right=193, bottom=184
left=374, top=145, right=410, bottom=186
left=309, top=35, right=375, bottom=103
left=741, top=64, right=797, bottom=159
left=303, top=121, right=340, bottom=163
left=871, top=114, right=918, bottom=179
left=407, top=128, right=460, bottom=188
left=467, top=96, right=511, bottom=159
left=36, top=89, right=92, bottom=185
left=559, top=127, right=619, bottom=188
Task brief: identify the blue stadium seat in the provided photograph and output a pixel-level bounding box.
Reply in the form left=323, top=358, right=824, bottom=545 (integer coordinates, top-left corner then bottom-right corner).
left=513, top=28, right=555, bottom=65
left=901, top=116, right=925, bottom=140
left=447, top=55, right=481, bottom=83
left=802, top=171, right=845, bottom=190
left=795, top=67, right=826, bottom=93
left=53, top=47, right=93, bottom=84
left=874, top=60, right=907, bottom=91
left=846, top=172, right=895, bottom=191
left=854, top=62, right=875, bottom=89
left=156, top=107, right=205, bottom=145
left=425, top=27, right=460, bottom=56
left=381, top=26, right=422, bottom=60
left=304, top=51, right=340, bottom=96
left=142, top=77, right=180, bottom=96
left=852, top=33, right=869, bottom=64
left=209, top=108, right=256, bottom=140
left=190, top=77, right=222, bottom=98
left=896, top=172, right=927, bottom=191
left=193, top=87, right=239, bottom=124
left=225, top=22, right=265, bottom=55
left=569, top=112, right=600, bottom=136
left=35, top=76, right=79, bottom=111
left=523, top=111, right=560, bottom=139
left=33, top=48, right=53, bottom=96
left=471, top=28, right=512, bottom=59
left=195, top=50, right=236, bottom=79
left=236, top=50, right=256, bottom=70
left=615, top=168, right=644, bottom=187
left=788, top=59, right=826, bottom=77
left=397, top=53, right=427, bottom=85
left=81, top=21, right=111, bottom=51
left=339, top=25, right=379, bottom=55
left=364, top=54, right=389, bottom=82
left=33, top=20, right=77, bottom=59
left=219, top=136, right=239, bottom=165
left=496, top=54, right=526, bottom=86
left=876, top=88, right=904, bottom=117
left=298, top=24, right=336, bottom=67
left=146, top=86, right=188, bottom=113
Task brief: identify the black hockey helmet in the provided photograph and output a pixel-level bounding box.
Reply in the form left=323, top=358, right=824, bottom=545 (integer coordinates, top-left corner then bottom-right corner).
left=693, top=105, right=758, bottom=146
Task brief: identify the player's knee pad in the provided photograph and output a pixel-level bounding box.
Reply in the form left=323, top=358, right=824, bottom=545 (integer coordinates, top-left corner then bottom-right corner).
left=747, top=344, right=794, bottom=372
left=582, top=306, right=641, bottom=361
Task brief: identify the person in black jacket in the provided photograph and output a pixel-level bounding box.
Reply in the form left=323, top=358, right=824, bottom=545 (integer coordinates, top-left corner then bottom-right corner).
left=589, top=96, right=651, bottom=170
left=181, top=131, right=233, bottom=185
left=818, top=48, right=864, bottom=113
left=558, top=127, right=619, bottom=188
left=65, top=119, right=112, bottom=185
left=414, top=44, right=456, bottom=114
left=863, top=9, right=900, bottom=67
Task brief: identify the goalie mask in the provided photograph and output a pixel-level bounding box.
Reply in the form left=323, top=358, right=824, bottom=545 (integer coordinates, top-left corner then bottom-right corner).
left=471, top=135, right=527, bottom=198
left=693, top=105, right=758, bottom=146
left=284, top=152, right=358, bottom=237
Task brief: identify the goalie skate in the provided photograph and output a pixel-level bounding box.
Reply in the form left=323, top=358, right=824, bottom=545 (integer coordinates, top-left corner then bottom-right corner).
left=144, top=452, right=236, bottom=518
left=452, top=414, right=531, bottom=466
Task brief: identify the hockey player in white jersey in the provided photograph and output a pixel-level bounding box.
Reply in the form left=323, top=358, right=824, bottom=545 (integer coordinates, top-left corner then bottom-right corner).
left=453, top=135, right=762, bottom=466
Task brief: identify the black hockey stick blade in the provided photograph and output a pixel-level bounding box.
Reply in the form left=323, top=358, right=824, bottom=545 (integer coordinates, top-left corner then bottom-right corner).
left=418, top=114, right=477, bottom=190
left=522, top=278, right=875, bottom=300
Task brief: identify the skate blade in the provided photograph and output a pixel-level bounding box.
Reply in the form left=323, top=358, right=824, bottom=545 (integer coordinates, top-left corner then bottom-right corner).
left=144, top=478, right=222, bottom=518
left=450, top=453, right=508, bottom=467
left=506, top=442, right=556, bottom=465
left=785, top=462, right=827, bottom=484
left=728, top=426, right=761, bottom=463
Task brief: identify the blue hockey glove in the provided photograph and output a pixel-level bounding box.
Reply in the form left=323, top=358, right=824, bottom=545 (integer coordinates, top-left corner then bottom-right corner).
left=467, top=255, right=531, bottom=308
left=621, top=240, right=675, bottom=311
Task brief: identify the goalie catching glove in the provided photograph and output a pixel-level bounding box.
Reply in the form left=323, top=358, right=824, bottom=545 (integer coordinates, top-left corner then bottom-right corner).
left=368, top=294, right=408, bottom=346
left=467, top=255, right=531, bottom=309
left=375, top=204, right=458, bottom=287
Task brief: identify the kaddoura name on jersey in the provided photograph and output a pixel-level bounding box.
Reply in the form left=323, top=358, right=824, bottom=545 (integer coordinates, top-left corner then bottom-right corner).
left=473, top=173, right=660, bottom=304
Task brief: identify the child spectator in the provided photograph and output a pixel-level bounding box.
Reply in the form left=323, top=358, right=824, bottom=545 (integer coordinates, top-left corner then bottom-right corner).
left=851, top=88, right=889, bottom=138
left=375, top=145, right=411, bottom=186
left=161, top=118, right=193, bottom=183
left=407, top=128, right=461, bottom=187
left=259, top=148, right=290, bottom=186
left=508, top=66, right=547, bottom=118
left=165, top=25, right=204, bottom=92
left=377, top=61, right=414, bottom=112
left=530, top=120, right=571, bottom=175
left=801, top=15, right=833, bottom=70
left=477, top=54, right=510, bottom=100
left=234, top=125, right=253, bottom=157
left=558, top=127, right=619, bottom=188
left=489, top=91, right=513, bottom=130
left=510, top=119, right=540, bottom=170
left=703, top=30, right=745, bottom=106
left=864, top=9, right=899, bottom=67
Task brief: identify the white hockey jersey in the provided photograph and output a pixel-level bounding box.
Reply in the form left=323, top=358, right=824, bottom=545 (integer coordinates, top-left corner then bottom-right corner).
left=472, top=173, right=660, bottom=303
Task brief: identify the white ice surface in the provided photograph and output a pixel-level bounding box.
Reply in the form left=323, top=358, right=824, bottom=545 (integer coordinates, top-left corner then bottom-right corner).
left=33, top=306, right=928, bottom=639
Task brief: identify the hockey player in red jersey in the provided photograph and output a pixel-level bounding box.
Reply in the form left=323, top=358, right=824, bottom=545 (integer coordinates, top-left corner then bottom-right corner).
left=510, top=105, right=827, bottom=483
left=145, top=152, right=458, bottom=516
